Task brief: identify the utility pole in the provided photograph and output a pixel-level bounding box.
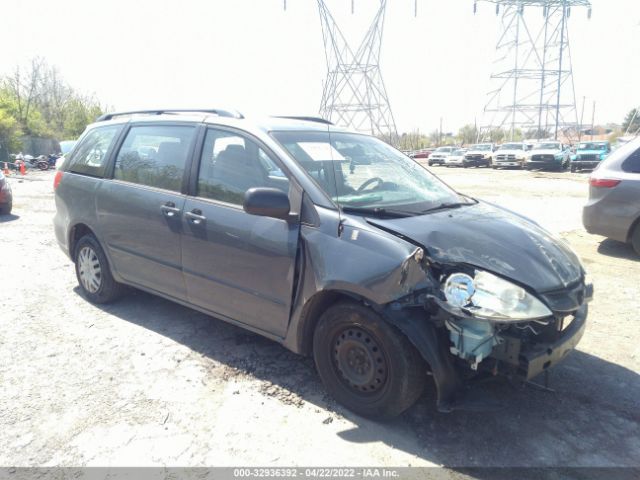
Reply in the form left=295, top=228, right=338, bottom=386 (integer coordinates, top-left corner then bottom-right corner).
left=578, top=95, right=586, bottom=142
left=590, top=101, right=596, bottom=141
left=554, top=2, right=567, bottom=140
left=439, top=117, right=443, bottom=146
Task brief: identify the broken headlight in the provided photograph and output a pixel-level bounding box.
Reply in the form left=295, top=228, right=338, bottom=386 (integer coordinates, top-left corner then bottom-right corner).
left=443, top=271, right=552, bottom=322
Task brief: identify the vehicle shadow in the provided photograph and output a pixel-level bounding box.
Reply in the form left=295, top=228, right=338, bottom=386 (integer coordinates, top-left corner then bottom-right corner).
left=597, top=238, right=638, bottom=262
left=84, top=288, right=640, bottom=469
left=0, top=213, right=20, bottom=223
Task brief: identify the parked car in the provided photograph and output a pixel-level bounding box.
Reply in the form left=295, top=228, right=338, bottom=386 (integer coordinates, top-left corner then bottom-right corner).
left=411, top=148, right=434, bottom=160
left=428, top=146, right=456, bottom=166
left=525, top=142, right=571, bottom=171
left=0, top=170, right=12, bottom=214
left=444, top=149, right=467, bottom=167
left=571, top=141, right=611, bottom=172
left=492, top=142, right=529, bottom=169
left=54, top=109, right=592, bottom=418
left=463, top=143, right=493, bottom=168
left=583, top=137, right=640, bottom=255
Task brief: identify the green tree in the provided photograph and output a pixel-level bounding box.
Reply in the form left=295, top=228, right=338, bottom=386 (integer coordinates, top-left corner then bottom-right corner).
left=457, top=124, right=478, bottom=146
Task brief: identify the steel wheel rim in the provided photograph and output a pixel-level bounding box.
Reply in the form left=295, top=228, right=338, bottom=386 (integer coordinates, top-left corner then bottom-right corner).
left=333, top=326, right=388, bottom=394
left=78, top=246, right=101, bottom=293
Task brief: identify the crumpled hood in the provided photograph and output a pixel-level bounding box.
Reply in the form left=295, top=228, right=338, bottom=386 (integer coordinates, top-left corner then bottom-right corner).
left=368, top=202, right=583, bottom=293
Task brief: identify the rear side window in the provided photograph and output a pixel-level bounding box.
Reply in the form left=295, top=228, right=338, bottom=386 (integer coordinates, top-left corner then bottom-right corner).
left=622, top=147, right=640, bottom=173
left=68, top=126, right=120, bottom=177
left=113, top=125, right=196, bottom=192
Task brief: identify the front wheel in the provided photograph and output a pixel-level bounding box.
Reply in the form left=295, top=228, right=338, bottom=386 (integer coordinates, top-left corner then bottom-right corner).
left=313, top=302, right=426, bottom=419
left=74, top=234, right=125, bottom=304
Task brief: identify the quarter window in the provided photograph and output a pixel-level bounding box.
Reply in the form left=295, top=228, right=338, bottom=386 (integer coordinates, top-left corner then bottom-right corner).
left=622, top=147, right=640, bottom=173
left=113, top=125, right=196, bottom=192
left=197, top=129, right=288, bottom=205
left=68, top=126, right=120, bottom=177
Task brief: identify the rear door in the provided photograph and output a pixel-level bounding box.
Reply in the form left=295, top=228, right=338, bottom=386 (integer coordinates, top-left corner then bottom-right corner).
left=96, top=123, right=198, bottom=300
left=181, top=127, right=301, bottom=337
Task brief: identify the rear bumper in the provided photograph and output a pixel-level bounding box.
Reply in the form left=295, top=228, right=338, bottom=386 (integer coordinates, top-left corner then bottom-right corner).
left=582, top=202, right=631, bottom=243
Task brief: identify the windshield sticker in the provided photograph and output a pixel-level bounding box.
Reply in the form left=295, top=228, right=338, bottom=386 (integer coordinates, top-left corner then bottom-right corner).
left=298, top=142, right=346, bottom=161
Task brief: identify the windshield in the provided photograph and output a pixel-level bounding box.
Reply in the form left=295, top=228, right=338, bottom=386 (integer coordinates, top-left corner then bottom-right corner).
left=272, top=131, right=462, bottom=214
left=533, top=143, right=561, bottom=150
left=499, top=143, right=523, bottom=150
left=452, top=149, right=465, bottom=155
left=578, top=142, right=607, bottom=151
left=435, top=146, right=452, bottom=152
left=471, top=144, right=492, bottom=151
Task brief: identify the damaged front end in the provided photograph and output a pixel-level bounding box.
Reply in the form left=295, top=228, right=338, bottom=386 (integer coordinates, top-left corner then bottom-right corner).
left=386, top=261, right=592, bottom=412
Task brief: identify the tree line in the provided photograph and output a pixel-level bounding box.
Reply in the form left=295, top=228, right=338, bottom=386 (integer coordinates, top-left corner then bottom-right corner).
left=0, top=58, right=105, bottom=154
left=390, top=108, right=640, bottom=151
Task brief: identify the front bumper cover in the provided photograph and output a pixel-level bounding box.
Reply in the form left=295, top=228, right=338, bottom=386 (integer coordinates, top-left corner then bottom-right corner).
left=516, top=304, right=587, bottom=380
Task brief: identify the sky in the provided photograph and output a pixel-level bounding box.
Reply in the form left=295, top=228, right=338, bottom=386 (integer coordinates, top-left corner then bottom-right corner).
left=1, top=0, right=638, bottom=135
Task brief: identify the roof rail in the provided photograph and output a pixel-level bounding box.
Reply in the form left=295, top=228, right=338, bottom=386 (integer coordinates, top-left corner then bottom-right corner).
left=96, top=109, right=244, bottom=122
left=272, top=116, right=334, bottom=125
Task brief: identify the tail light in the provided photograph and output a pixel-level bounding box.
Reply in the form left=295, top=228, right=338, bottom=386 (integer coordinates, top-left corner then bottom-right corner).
left=589, top=178, right=620, bottom=188
left=53, top=170, right=63, bottom=190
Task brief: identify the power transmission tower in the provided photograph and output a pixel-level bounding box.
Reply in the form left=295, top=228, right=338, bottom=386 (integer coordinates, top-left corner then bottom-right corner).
left=317, top=0, right=397, bottom=140
left=476, top=0, right=591, bottom=142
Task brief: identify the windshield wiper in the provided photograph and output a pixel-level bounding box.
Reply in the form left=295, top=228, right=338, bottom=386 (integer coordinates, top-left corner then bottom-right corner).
left=341, top=206, right=415, bottom=218
left=420, top=201, right=474, bottom=214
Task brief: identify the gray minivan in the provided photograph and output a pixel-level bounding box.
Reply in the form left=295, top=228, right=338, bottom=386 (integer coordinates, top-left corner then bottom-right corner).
left=54, top=109, right=592, bottom=418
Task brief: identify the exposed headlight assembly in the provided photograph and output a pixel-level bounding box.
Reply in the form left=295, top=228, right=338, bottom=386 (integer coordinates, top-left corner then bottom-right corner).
left=443, top=271, right=552, bottom=322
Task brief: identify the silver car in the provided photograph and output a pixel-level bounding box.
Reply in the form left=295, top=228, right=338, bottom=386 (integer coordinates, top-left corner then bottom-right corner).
left=583, top=137, right=640, bottom=255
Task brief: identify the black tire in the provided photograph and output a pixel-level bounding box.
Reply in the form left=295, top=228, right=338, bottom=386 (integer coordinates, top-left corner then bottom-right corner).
left=631, top=224, right=640, bottom=257
left=313, top=301, right=426, bottom=419
left=0, top=202, right=12, bottom=215
left=74, top=234, right=125, bottom=304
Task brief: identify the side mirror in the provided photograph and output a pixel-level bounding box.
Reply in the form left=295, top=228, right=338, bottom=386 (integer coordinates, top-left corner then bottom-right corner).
left=243, top=187, right=291, bottom=220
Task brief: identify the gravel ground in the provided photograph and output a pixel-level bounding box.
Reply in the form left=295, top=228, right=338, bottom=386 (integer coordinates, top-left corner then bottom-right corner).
left=0, top=168, right=638, bottom=470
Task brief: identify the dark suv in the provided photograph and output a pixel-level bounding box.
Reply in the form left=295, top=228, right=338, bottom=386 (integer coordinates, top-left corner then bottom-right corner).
left=54, top=109, right=592, bottom=418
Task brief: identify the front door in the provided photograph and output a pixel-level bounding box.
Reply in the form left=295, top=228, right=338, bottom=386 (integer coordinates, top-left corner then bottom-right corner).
left=181, top=127, right=300, bottom=337
left=96, top=123, right=197, bottom=300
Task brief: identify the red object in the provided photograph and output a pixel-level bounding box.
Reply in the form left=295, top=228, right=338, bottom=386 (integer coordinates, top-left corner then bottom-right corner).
left=3, top=162, right=9, bottom=175
left=53, top=170, right=63, bottom=190
left=589, top=178, right=620, bottom=188
left=19, top=162, right=26, bottom=175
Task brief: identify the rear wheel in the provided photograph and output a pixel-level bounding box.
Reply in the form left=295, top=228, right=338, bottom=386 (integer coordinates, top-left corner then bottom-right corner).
left=74, top=234, right=125, bottom=304
left=631, top=224, right=640, bottom=256
left=313, top=302, right=426, bottom=419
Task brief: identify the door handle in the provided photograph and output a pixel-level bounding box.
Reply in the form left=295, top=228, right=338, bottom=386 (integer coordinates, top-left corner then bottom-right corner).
left=160, top=202, right=181, bottom=218
left=185, top=209, right=206, bottom=225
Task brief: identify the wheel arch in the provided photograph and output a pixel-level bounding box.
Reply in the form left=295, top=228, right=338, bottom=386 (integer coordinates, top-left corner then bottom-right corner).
left=68, top=223, right=98, bottom=261
left=294, top=289, right=371, bottom=356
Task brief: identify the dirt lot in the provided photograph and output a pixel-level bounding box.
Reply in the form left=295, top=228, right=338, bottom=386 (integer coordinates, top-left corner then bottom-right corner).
left=1, top=167, right=638, bottom=470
